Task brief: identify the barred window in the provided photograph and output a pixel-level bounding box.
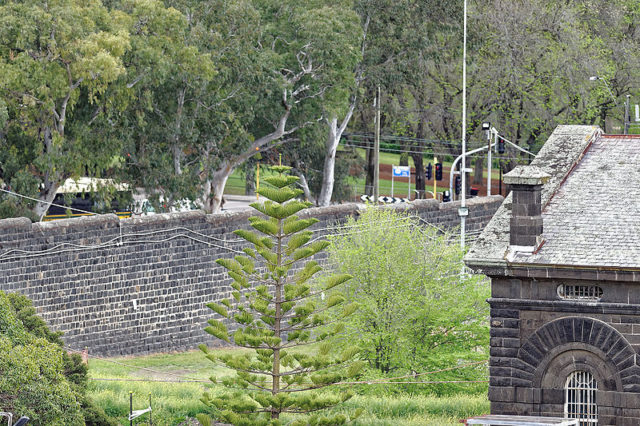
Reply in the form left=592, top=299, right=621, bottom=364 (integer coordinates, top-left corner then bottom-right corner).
left=565, top=370, right=598, bottom=425
left=557, top=284, right=603, bottom=300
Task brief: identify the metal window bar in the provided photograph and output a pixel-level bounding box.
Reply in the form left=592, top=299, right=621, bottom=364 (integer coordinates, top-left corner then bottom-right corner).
left=565, top=370, right=598, bottom=425
left=558, top=285, right=603, bottom=300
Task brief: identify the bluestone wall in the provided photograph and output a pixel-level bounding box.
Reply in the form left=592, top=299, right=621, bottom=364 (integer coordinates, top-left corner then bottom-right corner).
left=0, top=196, right=501, bottom=356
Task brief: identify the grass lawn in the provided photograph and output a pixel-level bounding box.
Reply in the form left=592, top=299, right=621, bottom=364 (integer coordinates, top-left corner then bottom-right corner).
left=224, top=149, right=456, bottom=198
left=87, top=349, right=489, bottom=425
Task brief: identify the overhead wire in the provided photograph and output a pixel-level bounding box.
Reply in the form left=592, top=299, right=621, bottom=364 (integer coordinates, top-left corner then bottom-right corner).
left=0, top=187, right=98, bottom=217
left=341, top=141, right=525, bottom=160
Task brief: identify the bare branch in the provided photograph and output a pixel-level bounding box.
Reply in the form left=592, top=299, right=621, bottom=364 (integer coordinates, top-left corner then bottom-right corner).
left=126, top=73, right=146, bottom=89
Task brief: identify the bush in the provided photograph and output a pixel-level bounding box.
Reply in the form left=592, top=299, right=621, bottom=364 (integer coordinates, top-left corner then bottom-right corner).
left=3, top=292, right=116, bottom=426
left=327, top=208, right=489, bottom=395
left=0, top=291, right=84, bottom=425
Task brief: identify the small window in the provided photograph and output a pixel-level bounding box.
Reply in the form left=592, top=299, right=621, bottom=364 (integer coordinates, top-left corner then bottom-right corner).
left=557, top=284, right=603, bottom=300
left=565, top=370, right=598, bottom=425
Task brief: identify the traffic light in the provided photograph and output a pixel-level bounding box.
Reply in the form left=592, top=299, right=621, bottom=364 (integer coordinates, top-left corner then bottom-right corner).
left=425, top=163, right=432, bottom=180
left=442, top=190, right=451, bottom=202
left=454, top=175, right=461, bottom=195
left=498, top=137, right=505, bottom=154
left=435, top=163, right=443, bottom=181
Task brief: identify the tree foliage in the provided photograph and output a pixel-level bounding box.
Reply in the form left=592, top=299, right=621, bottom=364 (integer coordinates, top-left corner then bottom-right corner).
left=198, top=166, right=363, bottom=425
left=0, top=0, right=131, bottom=217
left=327, top=208, right=489, bottom=385
left=0, top=291, right=85, bottom=425
left=4, top=292, right=116, bottom=426
left=3, top=0, right=640, bottom=217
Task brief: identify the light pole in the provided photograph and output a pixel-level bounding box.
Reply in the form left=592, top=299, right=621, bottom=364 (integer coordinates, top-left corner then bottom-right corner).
left=589, top=76, right=617, bottom=105
left=459, top=0, right=469, bottom=249
left=482, top=122, right=491, bottom=196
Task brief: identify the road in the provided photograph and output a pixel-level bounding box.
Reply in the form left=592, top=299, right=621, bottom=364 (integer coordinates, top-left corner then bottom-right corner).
left=221, top=194, right=258, bottom=212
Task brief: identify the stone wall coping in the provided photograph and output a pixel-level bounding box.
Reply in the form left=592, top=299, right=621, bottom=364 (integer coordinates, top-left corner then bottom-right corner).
left=504, top=165, right=551, bottom=186
left=0, top=195, right=504, bottom=235
left=32, top=213, right=120, bottom=232
left=0, top=216, right=32, bottom=231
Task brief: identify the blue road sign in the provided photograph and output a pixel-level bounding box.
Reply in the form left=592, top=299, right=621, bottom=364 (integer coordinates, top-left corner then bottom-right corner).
left=392, top=166, right=410, bottom=177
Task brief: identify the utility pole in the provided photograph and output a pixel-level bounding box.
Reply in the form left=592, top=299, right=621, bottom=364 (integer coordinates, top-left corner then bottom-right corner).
left=459, top=0, right=468, bottom=249
left=624, top=95, right=631, bottom=135
left=482, top=122, right=492, bottom=196
left=374, top=86, right=381, bottom=202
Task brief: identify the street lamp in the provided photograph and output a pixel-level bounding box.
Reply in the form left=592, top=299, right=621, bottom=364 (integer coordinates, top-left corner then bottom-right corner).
left=589, top=75, right=617, bottom=105
left=459, top=0, right=468, bottom=249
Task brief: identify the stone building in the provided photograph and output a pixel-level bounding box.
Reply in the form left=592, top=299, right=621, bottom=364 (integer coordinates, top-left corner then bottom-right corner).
left=465, top=125, right=640, bottom=425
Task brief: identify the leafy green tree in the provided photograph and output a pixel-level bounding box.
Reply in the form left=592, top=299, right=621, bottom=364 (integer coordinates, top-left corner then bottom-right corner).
left=0, top=291, right=85, bottom=425
left=116, top=0, right=363, bottom=213
left=198, top=166, right=363, bottom=425
left=327, top=208, right=489, bottom=381
left=5, top=292, right=116, bottom=426
left=0, top=0, right=131, bottom=218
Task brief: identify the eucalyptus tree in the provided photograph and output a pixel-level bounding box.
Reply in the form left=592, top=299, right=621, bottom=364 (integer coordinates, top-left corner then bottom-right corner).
left=119, top=0, right=362, bottom=213
left=314, top=0, right=364, bottom=206
left=0, top=0, right=131, bottom=218
left=197, top=0, right=362, bottom=213
left=112, top=0, right=216, bottom=210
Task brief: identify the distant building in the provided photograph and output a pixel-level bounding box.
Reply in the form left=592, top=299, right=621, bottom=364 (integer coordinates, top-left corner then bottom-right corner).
left=465, top=125, right=640, bottom=426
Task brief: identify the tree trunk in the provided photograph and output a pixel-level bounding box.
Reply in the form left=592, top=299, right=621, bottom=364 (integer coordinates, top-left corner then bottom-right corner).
left=410, top=153, right=424, bottom=199
left=317, top=117, right=339, bottom=206
left=34, top=127, right=62, bottom=218
left=205, top=168, right=230, bottom=213
left=172, top=88, right=186, bottom=176
left=245, top=162, right=256, bottom=196
left=318, top=99, right=356, bottom=207
left=34, top=183, right=59, bottom=219
left=473, top=155, right=484, bottom=185
left=293, top=168, right=314, bottom=203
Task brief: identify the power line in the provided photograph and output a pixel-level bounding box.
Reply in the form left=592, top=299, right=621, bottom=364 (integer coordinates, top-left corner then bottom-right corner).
left=0, top=187, right=98, bottom=217
left=345, top=132, right=461, bottom=146
left=342, top=141, right=526, bottom=160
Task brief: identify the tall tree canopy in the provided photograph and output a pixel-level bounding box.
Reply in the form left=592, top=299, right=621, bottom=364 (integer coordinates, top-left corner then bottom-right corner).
left=0, top=0, right=131, bottom=217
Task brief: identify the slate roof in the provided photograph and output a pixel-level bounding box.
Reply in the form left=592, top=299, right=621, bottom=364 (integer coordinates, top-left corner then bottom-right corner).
left=463, top=124, right=633, bottom=271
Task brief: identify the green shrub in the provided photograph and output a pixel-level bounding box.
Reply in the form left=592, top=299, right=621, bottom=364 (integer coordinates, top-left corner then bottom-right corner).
left=327, top=208, right=489, bottom=395
left=3, top=292, right=116, bottom=426
left=0, top=291, right=84, bottom=425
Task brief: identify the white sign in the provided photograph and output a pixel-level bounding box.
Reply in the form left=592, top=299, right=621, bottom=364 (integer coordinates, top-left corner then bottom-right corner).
left=392, top=165, right=410, bottom=177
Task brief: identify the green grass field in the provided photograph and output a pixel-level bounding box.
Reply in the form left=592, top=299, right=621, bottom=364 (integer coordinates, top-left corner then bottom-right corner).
left=87, top=349, right=489, bottom=425
left=224, top=149, right=457, bottom=198
left=224, top=146, right=506, bottom=199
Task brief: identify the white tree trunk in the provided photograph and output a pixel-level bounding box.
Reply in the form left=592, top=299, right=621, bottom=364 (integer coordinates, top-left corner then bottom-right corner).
left=294, top=169, right=314, bottom=203
left=205, top=168, right=230, bottom=213
left=34, top=184, right=59, bottom=219
left=200, top=89, right=299, bottom=213
left=317, top=100, right=357, bottom=207
left=317, top=117, right=339, bottom=206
